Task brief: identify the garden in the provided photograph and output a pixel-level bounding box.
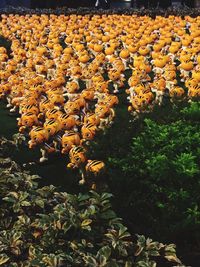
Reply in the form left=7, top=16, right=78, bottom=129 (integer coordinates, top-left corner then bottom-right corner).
left=0, top=6, right=200, bottom=266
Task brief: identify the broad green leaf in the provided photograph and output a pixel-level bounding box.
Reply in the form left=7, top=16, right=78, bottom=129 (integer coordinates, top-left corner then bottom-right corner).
left=100, top=210, right=116, bottom=220
left=98, top=246, right=111, bottom=260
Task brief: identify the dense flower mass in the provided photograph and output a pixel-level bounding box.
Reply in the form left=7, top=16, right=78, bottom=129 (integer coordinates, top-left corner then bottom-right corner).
left=0, top=13, right=199, bottom=184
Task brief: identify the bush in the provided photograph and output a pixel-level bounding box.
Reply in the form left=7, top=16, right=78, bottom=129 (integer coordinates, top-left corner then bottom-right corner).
left=108, top=103, right=200, bottom=244
left=0, top=142, right=183, bottom=266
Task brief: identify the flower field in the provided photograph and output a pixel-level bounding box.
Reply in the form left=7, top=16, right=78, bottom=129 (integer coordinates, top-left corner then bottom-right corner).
left=0, top=12, right=199, bottom=185
left=0, top=8, right=200, bottom=266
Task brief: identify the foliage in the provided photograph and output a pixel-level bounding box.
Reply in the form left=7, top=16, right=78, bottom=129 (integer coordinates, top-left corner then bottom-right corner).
left=181, top=102, right=200, bottom=121
left=0, top=140, right=183, bottom=266
left=108, top=103, right=200, bottom=242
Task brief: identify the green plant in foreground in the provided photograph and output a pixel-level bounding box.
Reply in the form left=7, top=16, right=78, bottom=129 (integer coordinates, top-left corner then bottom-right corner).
left=0, top=138, right=183, bottom=266
left=108, top=104, right=200, bottom=241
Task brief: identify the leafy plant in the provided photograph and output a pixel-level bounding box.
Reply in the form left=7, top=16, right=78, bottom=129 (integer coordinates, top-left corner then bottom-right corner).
left=0, top=138, right=183, bottom=266
left=181, top=102, right=200, bottom=121
left=108, top=103, right=200, bottom=244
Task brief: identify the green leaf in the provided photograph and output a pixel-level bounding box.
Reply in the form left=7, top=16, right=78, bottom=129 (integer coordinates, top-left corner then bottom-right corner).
left=8, top=192, right=19, bottom=199
left=125, top=261, right=133, bottom=267
left=81, top=219, right=92, bottom=227
left=119, top=225, right=130, bottom=238
left=78, top=194, right=90, bottom=202
left=84, top=256, right=97, bottom=266
left=28, top=245, right=36, bottom=260
left=21, top=201, right=31, bottom=207
left=98, top=246, right=111, bottom=260
left=101, top=193, right=113, bottom=201
left=165, top=255, right=182, bottom=264
left=35, top=199, right=45, bottom=209
left=0, top=254, right=9, bottom=265
left=100, top=210, right=116, bottom=220
left=99, top=255, right=107, bottom=266
left=62, top=221, right=72, bottom=233
left=135, top=261, right=149, bottom=267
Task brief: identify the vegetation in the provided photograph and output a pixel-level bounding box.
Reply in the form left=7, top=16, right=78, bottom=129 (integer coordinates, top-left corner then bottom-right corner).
left=0, top=138, right=184, bottom=266
left=0, top=10, right=199, bottom=266
left=106, top=102, right=200, bottom=247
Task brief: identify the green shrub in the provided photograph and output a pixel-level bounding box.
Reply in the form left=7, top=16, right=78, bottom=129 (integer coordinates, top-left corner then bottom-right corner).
left=0, top=150, right=183, bottom=266
left=181, top=102, right=200, bottom=121
left=108, top=104, right=200, bottom=244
